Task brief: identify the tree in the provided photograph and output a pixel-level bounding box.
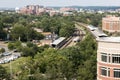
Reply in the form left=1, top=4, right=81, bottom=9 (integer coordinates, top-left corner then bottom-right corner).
left=76, top=34, right=97, bottom=80
left=77, top=59, right=96, bottom=80
left=21, top=43, right=38, bottom=57
left=18, top=57, right=35, bottom=80
left=8, top=41, right=22, bottom=50
left=0, top=65, right=10, bottom=80
left=10, top=24, right=25, bottom=41
left=2, top=16, right=14, bottom=24
left=59, top=23, right=75, bottom=37
left=59, top=47, right=82, bottom=69
left=0, top=48, right=5, bottom=53
left=21, top=47, right=34, bottom=57
left=0, top=21, right=3, bottom=30
left=40, top=18, right=51, bottom=32
left=8, top=43, right=15, bottom=50
left=1, top=12, right=100, bottom=80
left=0, top=21, right=7, bottom=40
left=10, top=24, right=44, bottom=41
left=0, top=30, right=7, bottom=40
left=33, top=69, right=47, bottom=80
left=34, top=49, right=74, bottom=80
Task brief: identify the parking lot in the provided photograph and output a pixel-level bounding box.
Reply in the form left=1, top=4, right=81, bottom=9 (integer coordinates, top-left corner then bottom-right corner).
left=0, top=52, right=21, bottom=64
left=0, top=41, right=21, bottom=64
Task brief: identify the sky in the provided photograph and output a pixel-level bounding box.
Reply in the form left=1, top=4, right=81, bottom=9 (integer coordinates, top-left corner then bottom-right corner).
left=0, top=0, right=120, bottom=8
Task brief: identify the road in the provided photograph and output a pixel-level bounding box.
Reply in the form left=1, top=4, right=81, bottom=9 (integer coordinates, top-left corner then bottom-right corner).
left=0, top=41, right=8, bottom=51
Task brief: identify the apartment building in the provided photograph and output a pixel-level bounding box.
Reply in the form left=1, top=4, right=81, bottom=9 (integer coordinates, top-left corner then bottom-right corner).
left=19, top=5, right=46, bottom=15
left=97, top=37, right=120, bottom=80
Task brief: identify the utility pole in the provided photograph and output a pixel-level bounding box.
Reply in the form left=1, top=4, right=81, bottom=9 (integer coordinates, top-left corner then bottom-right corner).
left=10, top=60, right=12, bottom=79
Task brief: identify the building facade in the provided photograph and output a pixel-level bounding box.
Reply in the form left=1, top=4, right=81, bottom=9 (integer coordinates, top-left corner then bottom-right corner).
left=102, top=15, right=120, bottom=33
left=19, top=5, right=46, bottom=15
left=97, top=37, right=120, bottom=80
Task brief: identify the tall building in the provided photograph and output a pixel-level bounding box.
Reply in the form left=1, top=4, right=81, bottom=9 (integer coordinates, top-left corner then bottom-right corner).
left=102, top=15, right=120, bottom=33
left=19, top=5, right=46, bottom=15
left=97, top=37, right=120, bottom=80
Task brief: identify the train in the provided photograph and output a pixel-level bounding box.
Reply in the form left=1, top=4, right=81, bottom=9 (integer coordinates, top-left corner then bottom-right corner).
left=51, top=37, right=66, bottom=48
left=73, top=36, right=80, bottom=42
left=87, top=25, right=97, bottom=31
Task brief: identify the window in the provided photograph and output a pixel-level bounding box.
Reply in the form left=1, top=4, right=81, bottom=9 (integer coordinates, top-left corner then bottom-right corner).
left=101, top=53, right=107, bottom=62
left=101, top=67, right=107, bottom=76
left=112, top=54, right=120, bottom=64
left=114, top=69, right=120, bottom=78
left=110, top=23, right=113, bottom=30
left=108, top=68, right=110, bottom=77
left=101, top=67, right=110, bottom=77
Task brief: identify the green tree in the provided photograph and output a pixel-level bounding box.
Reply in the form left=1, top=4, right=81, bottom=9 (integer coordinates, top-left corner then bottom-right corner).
left=21, top=43, right=38, bottom=57
left=11, top=24, right=44, bottom=41
left=0, top=48, right=5, bottom=53
left=59, top=23, right=75, bottom=37
left=10, top=24, right=25, bottom=41
left=0, top=21, right=7, bottom=40
left=18, top=57, right=35, bottom=80
left=8, top=43, right=15, bottom=50
left=0, top=65, right=10, bottom=80
left=21, top=47, right=34, bottom=57
left=40, top=18, right=51, bottom=32
left=8, top=41, right=22, bottom=50
left=34, top=49, right=74, bottom=80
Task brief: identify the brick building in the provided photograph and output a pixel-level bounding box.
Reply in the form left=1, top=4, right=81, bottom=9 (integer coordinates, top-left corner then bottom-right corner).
left=102, top=15, right=120, bottom=33
left=97, top=37, right=120, bottom=80
left=19, top=5, right=46, bottom=15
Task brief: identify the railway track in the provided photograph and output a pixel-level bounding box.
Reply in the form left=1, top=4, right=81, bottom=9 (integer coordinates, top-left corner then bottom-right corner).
left=58, top=23, right=86, bottom=49
left=59, top=37, right=73, bottom=49
left=75, top=22, right=97, bottom=38
left=56, top=22, right=87, bottom=50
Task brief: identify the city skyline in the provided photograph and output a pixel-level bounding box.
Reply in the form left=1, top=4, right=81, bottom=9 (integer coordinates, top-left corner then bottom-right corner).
left=0, top=0, right=120, bottom=8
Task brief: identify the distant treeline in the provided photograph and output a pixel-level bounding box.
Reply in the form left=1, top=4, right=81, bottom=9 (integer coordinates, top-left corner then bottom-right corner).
left=51, top=6, right=120, bottom=10
left=1, top=6, right=120, bottom=11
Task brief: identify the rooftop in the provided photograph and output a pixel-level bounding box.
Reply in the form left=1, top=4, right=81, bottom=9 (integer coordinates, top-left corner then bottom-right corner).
left=97, top=37, right=120, bottom=43
left=87, top=25, right=97, bottom=31
left=51, top=37, right=65, bottom=45
left=41, top=32, right=52, bottom=36
left=34, top=28, right=43, bottom=33
left=91, top=29, right=108, bottom=38
left=103, top=16, right=120, bottom=21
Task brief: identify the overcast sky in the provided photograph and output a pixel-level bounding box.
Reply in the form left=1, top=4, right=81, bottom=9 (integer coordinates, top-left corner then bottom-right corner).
left=0, top=0, right=120, bottom=8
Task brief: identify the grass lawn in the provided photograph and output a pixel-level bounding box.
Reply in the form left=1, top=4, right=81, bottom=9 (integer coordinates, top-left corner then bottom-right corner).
left=1, top=57, right=28, bottom=74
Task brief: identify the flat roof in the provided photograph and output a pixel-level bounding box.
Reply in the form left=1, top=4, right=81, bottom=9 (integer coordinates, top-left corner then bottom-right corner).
left=51, top=37, right=66, bottom=45
left=91, top=29, right=108, bottom=38
left=87, top=25, right=97, bottom=31
left=97, top=37, right=120, bottom=43
left=103, top=17, right=120, bottom=21
left=41, top=32, right=52, bottom=36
